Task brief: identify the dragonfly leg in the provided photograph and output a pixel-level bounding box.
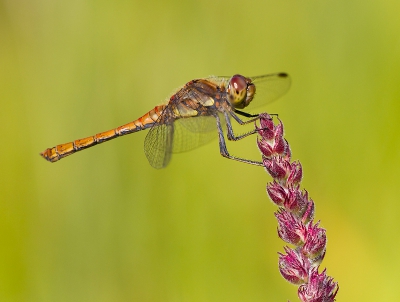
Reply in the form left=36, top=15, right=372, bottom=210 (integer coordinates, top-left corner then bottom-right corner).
left=224, top=111, right=259, bottom=141
left=215, top=114, right=263, bottom=166
left=234, top=109, right=259, bottom=119
left=232, top=110, right=261, bottom=124
left=234, top=109, right=278, bottom=120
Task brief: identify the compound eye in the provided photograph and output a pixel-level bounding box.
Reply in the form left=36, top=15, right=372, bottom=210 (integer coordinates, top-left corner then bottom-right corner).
left=229, top=75, right=247, bottom=94
left=228, top=74, right=248, bottom=108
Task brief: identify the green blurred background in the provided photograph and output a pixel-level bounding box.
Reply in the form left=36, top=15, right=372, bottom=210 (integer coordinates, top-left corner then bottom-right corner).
left=1, top=0, right=399, bottom=301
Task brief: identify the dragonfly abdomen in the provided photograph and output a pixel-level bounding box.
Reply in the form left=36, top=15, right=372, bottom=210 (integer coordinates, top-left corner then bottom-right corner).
left=40, top=105, right=166, bottom=163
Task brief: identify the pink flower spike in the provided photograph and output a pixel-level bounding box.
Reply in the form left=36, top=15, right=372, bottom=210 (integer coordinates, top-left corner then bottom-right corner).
left=256, top=114, right=338, bottom=301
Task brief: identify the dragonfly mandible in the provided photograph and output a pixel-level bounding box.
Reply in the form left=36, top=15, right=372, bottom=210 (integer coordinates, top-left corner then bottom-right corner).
left=40, top=73, right=290, bottom=168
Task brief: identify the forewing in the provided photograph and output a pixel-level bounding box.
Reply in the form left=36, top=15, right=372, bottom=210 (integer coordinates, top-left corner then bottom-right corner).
left=172, top=116, right=217, bottom=153
left=249, top=73, right=291, bottom=108
left=144, top=123, right=174, bottom=169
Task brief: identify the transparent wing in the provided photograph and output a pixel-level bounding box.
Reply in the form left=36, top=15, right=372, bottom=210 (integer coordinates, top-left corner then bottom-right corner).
left=172, top=116, right=217, bottom=153
left=144, top=122, right=174, bottom=169
left=249, top=73, right=291, bottom=108
left=143, top=116, right=218, bottom=168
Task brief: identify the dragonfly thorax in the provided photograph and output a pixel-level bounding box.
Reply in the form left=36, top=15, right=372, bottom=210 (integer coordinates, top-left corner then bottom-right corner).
left=227, top=74, right=256, bottom=109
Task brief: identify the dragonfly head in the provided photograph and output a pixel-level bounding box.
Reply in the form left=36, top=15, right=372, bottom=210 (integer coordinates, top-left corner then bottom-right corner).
left=227, top=74, right=256, bottom=109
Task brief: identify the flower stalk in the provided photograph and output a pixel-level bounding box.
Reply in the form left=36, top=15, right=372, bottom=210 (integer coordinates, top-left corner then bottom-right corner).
left=256, top=113, right=339, bottom=302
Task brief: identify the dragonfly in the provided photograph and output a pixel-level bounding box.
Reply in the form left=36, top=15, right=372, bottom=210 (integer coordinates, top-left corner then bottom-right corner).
left=40, top=73, right=290, bottom=168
